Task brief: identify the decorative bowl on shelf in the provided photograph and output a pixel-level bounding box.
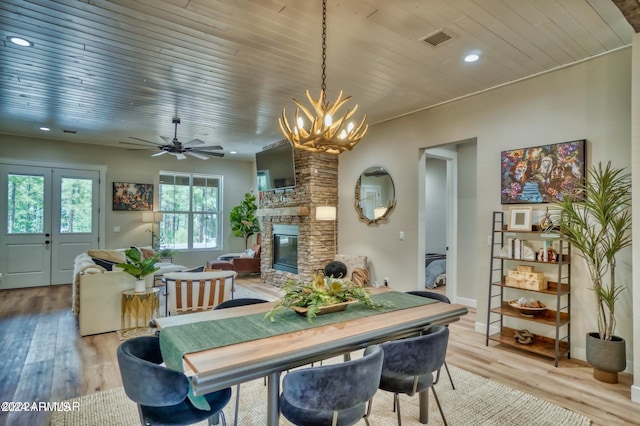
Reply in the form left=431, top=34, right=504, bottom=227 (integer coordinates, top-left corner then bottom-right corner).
left=508, top=299, right=546, bottom=317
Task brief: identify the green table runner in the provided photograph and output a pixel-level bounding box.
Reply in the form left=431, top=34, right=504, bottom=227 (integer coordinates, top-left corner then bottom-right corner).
left=159, top=291, right=436, bottom=409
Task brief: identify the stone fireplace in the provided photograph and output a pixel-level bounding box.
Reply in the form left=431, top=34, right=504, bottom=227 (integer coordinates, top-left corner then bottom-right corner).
left=257, top=145, right=338, bottom=288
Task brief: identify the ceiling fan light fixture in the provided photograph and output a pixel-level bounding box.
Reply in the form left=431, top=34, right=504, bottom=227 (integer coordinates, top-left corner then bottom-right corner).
left=278, top=0, right=368, bottom=154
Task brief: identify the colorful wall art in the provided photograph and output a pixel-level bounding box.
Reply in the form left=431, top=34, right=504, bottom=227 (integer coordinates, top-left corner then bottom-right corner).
left=112, top=182, right=154, bottom=211
left=501, top=140, right=585, bottom=204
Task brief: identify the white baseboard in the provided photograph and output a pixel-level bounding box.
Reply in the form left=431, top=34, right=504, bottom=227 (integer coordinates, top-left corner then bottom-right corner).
left=452, top=296, right=476, bottom=308
left=632, top=384, right=640, bottom=402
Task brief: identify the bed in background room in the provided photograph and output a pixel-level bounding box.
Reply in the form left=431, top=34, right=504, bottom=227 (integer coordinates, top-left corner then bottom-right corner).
left=425, top=253, right=447, bottom=289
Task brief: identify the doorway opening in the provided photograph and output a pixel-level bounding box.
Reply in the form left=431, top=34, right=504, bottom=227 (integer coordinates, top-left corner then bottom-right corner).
left=418, top=139, right=477, bottom=305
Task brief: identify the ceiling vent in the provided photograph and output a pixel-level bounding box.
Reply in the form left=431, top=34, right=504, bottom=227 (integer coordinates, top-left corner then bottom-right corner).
left=421, top=30, right=453, bottom=47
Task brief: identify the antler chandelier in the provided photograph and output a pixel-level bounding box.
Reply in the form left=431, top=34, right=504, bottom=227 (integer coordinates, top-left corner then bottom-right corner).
left=279, top=0, right=368, bottom=154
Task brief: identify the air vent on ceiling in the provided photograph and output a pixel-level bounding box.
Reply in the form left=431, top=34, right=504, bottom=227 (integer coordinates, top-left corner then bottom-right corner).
left=421, top=30, right=453, bottom=47
left=63, top=130, right=77, bottom=134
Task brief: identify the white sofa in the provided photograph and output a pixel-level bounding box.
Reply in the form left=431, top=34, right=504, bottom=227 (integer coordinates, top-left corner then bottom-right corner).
left=72, top=249, right=185, bottom=336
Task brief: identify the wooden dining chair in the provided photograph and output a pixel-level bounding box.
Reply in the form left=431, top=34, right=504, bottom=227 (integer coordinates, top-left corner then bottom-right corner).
left=164, top=271, right=235, bottom=316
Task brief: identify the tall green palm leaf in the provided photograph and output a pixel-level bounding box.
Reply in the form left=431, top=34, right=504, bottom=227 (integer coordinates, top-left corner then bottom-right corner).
left=548, top=161, right=631, bottom=340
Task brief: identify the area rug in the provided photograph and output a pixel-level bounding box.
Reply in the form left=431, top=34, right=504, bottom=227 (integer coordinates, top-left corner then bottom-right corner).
left=50, top=365, right=590, bottom=426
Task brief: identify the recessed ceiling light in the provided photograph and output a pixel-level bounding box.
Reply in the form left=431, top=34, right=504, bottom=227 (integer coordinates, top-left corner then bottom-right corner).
left=7, top=36, right=34, bottom=47
left=464, top=53, right=480, bottom=63
left=39, top=127, right=50, bottom=131
left=230, top=151, right=237, bottom=155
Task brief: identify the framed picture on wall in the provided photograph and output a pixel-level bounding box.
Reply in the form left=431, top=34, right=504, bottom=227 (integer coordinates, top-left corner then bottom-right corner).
left=112, top=182, right=154, bottom=211
left=500, top=139, right=586, bottom=204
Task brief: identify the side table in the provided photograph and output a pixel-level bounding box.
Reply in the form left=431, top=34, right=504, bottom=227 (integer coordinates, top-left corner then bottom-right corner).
left=121, top=288, right=160, bottom=338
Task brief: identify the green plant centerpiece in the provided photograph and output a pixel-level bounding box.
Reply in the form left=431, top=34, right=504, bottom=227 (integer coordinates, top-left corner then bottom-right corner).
left=266, top=274, right=388, bottom=322
left=548, top=161, right=631, bottom=382
left=230, top=192, right=260, bottom=250
left=116, top=247, right=161, bottom=281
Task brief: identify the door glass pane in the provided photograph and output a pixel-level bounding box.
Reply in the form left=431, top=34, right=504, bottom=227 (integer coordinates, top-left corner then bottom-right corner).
left=60, top=177, right=93, bottom=233
left=7, top=174, right=44, bottom=234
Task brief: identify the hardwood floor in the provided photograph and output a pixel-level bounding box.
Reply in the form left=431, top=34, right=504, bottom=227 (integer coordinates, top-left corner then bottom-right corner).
left=0, top=282, right=637, bottom=425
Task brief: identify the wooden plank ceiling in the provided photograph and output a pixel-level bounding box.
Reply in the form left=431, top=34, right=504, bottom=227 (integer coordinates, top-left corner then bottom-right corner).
left=0, top=0, right=635, bottom=160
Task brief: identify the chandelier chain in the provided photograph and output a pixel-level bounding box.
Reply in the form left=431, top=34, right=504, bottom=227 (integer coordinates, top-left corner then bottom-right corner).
left=321, top=0, right=327, bottom=96
left=277, top=0, right=368, bottom=154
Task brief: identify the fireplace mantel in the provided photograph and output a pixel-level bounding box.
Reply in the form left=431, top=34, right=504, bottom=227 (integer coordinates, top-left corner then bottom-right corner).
left=257, top=207, right=310, bottom=217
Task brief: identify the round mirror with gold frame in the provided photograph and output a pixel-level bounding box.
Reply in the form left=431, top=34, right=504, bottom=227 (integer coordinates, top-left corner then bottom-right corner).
left=354, top=166, right=396, bottom=225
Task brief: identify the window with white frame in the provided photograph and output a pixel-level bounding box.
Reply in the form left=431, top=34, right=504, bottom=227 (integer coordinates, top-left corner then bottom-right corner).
left=158, top=172, right=222, bottom=250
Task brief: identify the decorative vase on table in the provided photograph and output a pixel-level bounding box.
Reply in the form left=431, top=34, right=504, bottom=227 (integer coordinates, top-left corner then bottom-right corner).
left=135, top=279, right=147, bottom=293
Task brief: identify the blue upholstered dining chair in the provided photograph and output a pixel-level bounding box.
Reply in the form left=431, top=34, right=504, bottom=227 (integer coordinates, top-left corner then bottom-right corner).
left=213, top=297, right=269, bottom=426
left=117, top=335, right=232, bottom=426
left=406, top=290, right=456, bottom=389
left=365, top=325, right=449, bottom=426
left=280, top=344, right=384, bottom=426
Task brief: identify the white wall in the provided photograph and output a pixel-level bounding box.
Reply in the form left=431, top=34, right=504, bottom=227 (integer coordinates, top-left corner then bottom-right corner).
left=456, top=141, right=478, bottom=304
left=630, top=32, right=640, bottom=402
left=0, top=135, right=256, bottom=269
left=338, top=48, right=633, bottom=369
left=424, top=158, right=447, bottom=254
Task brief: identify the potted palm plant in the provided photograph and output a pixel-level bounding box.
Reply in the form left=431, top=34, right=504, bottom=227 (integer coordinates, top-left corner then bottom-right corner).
left=116, top=247, right=160, bottom=292
left=548, top=161, right=631, bottom=383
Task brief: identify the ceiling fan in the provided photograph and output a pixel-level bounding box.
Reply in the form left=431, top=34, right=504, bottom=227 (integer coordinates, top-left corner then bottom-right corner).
left=120, top=118, right=224, bottom=160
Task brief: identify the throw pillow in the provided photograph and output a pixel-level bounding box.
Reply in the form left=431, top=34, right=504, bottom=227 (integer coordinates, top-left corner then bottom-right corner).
left=91, top=257, right=118, bottom=271
left=140, top=247, right=156, bottom=259
left=87, top=249, right=126, bottom=263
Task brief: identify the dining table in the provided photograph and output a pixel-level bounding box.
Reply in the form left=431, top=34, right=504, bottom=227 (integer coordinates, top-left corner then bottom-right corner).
left=154, top=290, right=468, bottom=425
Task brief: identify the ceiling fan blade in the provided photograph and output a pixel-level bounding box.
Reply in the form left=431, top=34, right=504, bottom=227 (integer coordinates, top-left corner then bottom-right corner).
left=191, top=150, right=225, bottom=157
left=197, top=145, right=224, bottom=151
left=129, top=137, right=163, bottom=146
left=187, top=151, right=210, bottom=160
left=120, top=141, right=158, bottom=152
left=183, top=138, right=205, bottom=147
left=151, top=151, right=169, bottom=157
left=160, top=136, right=175, bottom=145
left=175, top=153, right=187, bottom=160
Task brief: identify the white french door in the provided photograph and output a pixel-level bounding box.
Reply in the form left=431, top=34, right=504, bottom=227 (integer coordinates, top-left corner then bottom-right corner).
left=0, top=164, right=100, bottom=288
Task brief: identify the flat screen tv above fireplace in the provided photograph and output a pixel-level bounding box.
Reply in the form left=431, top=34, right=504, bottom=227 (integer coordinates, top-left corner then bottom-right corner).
left=256, top=141, right=296, bottom=191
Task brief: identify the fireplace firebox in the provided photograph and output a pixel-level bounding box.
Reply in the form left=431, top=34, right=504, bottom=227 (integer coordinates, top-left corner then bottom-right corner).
left=272, top=224, right=299, bottom=274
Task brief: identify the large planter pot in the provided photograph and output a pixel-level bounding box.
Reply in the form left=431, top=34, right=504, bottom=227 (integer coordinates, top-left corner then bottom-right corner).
left=586, top=332, right=626, bottom=383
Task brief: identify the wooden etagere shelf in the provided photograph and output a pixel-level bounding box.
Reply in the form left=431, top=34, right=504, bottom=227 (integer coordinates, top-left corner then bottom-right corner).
left=485, top=211, right=571, bottom=366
